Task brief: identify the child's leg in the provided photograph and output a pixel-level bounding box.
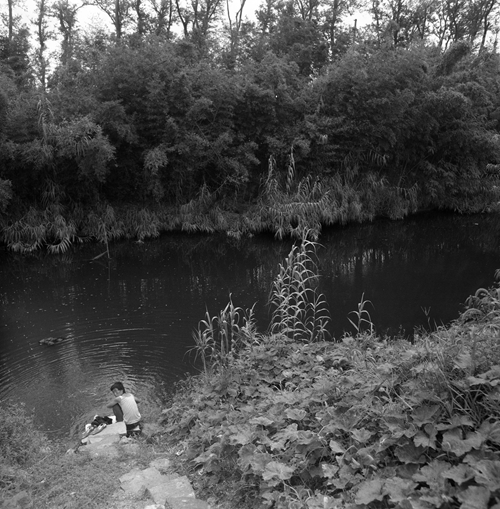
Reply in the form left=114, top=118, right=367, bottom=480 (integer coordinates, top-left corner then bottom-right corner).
left=112, top=404, right=124, bottom=422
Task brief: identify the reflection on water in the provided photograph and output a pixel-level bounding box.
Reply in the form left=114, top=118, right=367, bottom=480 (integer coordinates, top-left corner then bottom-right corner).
left=1, top=212, right=500, bottom=439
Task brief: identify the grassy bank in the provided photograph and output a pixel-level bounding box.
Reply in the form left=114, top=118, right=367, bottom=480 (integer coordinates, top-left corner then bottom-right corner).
left=3, top=162, right=500, bottom=254
left=158, top=242, right=500, bottom=508
left=2, top=241, right=500, bottom=509
left=161, top=299, right=500, bottom=508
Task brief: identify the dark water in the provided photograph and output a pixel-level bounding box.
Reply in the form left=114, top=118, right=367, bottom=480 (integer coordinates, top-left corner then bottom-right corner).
left=1, top=212, right=499, bottom=440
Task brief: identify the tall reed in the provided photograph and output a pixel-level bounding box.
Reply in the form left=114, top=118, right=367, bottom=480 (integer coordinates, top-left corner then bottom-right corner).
left=268, top=236, right=330, bottom=342
left=190, top=297, right=259, bottom=374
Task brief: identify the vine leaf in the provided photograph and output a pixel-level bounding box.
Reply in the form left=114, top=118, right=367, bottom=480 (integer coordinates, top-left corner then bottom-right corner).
left=412, top=461, right=450, bottom=490
left=412, top=405, right=441, bottom=426
left=329, top=439, right=345, bottom=454
left=249, top=416, right=274, bottom=426
left=355, top=479, right=385, bottom=504
left=442, top=429, right=483, bottom=457
left=414, top=423, right=438, bottom=449
left=285, top=408, right=307, bottom=421
left=456, top=486, right=490, bottom=509
left=384, top=477, right=418, bottom=503
left=442, top=464, right=476, bottom=485
left=351, top=428, right=373, bottom=443
left=262, top=461, right=295, bottom=484
left=478, top=420, right=500, bottom=445
left=395, top=442, right=427, bottom=464
left=472, top=460, right=500, bottom=491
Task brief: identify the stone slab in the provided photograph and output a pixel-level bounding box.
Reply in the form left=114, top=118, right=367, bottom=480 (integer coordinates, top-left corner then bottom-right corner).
left=147, top=476, right=195, bottom=506
left=82, top=422, right=126, bottom=444
left=168, top=498, right=210, bottom=509
left=87, top=432, right=121, bottom=446
left=149, top=457, right=172, bottom=473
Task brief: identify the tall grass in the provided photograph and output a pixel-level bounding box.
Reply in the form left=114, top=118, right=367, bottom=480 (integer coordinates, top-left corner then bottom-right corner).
left=191, top=236, right=330, bottom=374
left=190, top=297, right=259, bottom=374
left=268, top=236, right=330, bottom=342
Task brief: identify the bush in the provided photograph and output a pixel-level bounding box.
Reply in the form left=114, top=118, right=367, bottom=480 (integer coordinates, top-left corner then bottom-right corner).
left=0, top=401, right=51, bottom=466
left=161, top=244, right=500, bottom=508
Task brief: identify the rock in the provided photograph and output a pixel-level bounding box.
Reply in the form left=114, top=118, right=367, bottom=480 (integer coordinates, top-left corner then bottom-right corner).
left=167, top=498, right=210, bottom=509
left=79, top=434, right=121, bottom=459
left=1, top=491, right=32, bottom=508
left=120, top=466, right=168, bottom=497
left=149, top=457, right=171, bottom=473
left=87, top=433, right=121, bottom=446
left=147, top=476, right=195, bottom=506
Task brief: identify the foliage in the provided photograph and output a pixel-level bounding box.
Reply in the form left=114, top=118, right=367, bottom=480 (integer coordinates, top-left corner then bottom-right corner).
left=269, top=237, right=330, bottom=342
left=191, top=297, right=259, bottom=374
left=0, top=401, right=172, bottom=508
left=2, top=21, right=500, bottom=251
left=162, top=266, right=500, bottom=508
left=0, top=401, right=51, bottom=467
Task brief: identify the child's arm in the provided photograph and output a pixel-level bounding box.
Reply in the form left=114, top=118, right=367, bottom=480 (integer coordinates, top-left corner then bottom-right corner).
left=106, top=396, right=121, bottom=408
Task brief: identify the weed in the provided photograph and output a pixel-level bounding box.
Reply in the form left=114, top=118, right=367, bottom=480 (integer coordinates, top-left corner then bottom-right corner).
left=190, top=296, right=259, bottom=374
left=347, top=293, right=374, bottom=336
left=162, top=260, right=500, bottom=509
left=269, top=236, right=330, bottom=343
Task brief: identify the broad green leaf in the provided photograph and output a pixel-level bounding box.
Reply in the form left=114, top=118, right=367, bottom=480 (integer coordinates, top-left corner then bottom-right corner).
left=249, top=416, right=274, bottom=426
left=355, top=479, right=385, bottom=504
left=395, top=442, right=427, bottom=464
left=262, top=461, right=295, bottom=483
left=436, top=415, right=474, bottom=430
left=412, top=461, right=450, bottom=490
left=228, top=425, right=254, bottom=446
left=413, top=423, right=437, bottom=449
left=329, top=439, right=345, bottom=454
left=384, top=477, right=418, bottom=503
left=285, top=408, right=307, bottom=421
left=239, top=449, right=273, bottom=475
left=473, top=460, right=500, bottom=491
left=351, top=428, right=373, bottom=443
left=442, top=464, right=475, bottom=485
left=412, top=405, right=440, bottom=426
left=457, top=486, right=490, bottom=509
left=321, top=462, right=339, bottom=479
left=442, top=429, right=483, bottom=457
left=478, top=420, right=500, bottom=445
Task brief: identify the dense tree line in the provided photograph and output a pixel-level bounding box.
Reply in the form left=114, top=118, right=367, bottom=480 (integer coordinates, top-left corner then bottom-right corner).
left=1, top=0, right=500, bottom=252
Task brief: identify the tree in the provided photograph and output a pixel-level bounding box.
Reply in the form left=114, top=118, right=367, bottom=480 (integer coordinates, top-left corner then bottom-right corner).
left=51, top=0, right=88, bottom=65
left=0, top=27, right=32, bottom=87
left=33, top=0, right=53, bottom=90
left=149, top=0, right=177, bottom=36
left=92, top=0, right=131, bottom=39
left=175, top=0, right=224, bottom=49
left=224, top=0, right=247, bottom=66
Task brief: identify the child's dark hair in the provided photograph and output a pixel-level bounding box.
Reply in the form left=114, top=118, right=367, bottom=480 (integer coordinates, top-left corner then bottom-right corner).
left=110, top=381, right=125, bottom=393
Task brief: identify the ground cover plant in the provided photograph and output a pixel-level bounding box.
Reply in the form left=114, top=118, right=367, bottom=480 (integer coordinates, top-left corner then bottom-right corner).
left=0, top=400, right=174, bottom=509
left=161, top=242, right=500, bottom=508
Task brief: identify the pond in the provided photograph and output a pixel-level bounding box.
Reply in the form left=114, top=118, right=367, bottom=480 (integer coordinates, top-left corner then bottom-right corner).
left=1, top=211, right=499, bottom=440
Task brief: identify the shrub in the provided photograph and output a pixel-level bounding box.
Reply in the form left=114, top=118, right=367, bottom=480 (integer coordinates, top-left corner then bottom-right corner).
left=0, top=401, right=51, bottom=467
left=162, top=247, right=500, bottom=508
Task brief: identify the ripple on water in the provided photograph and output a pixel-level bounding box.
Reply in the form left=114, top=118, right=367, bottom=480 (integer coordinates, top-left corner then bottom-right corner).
left=0, top=318, right=198, bottom=438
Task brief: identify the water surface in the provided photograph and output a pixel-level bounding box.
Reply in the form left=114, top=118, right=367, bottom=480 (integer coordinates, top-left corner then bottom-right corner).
left=1, top=212, right=499, bottom=439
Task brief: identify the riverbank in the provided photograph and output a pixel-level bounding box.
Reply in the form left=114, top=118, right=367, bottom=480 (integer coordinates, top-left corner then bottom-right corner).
left=2, top=276, right=500, bottom=508
left=3, top=175, right=500, bottom=254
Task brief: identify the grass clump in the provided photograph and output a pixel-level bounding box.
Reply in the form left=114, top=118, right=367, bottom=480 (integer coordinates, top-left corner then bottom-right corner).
left=0, top=401, right=173, bottom=509
left=161, top=247, right=500, bottom=508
